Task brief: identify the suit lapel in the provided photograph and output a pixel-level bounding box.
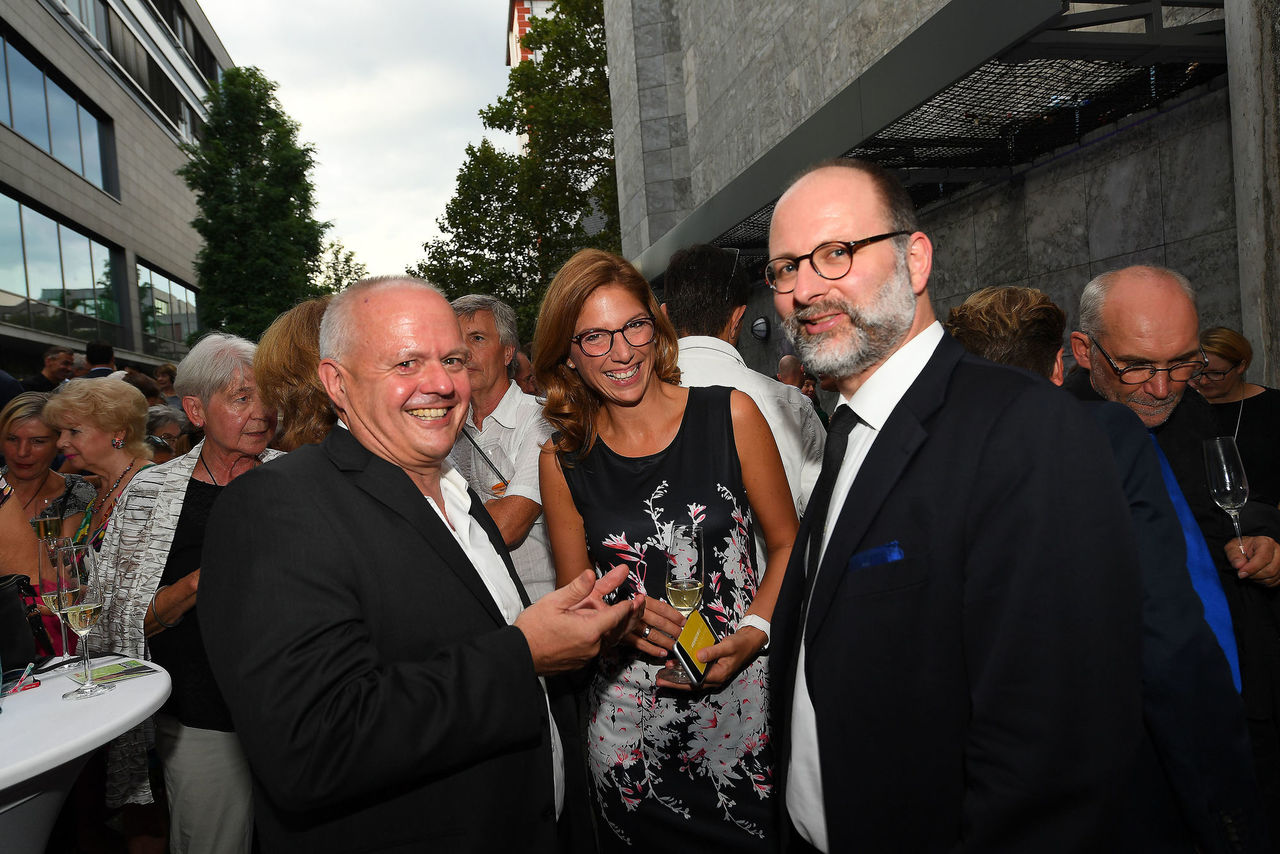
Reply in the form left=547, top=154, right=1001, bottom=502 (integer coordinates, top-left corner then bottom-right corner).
left=803, top=335, right=962, bottom=643
left=324, top=429, right=508, bottom=627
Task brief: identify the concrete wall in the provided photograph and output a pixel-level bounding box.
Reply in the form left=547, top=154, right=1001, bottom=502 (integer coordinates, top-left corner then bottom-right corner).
left=607, top=0, right=949, bottom=258
left=923, top=82, right=1239, bottom=338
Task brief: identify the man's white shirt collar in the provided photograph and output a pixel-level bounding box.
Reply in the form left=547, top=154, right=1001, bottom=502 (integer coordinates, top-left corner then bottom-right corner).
left=678, top=335, right=746, bottom=366
left=841, top=322, right=944, bottom=430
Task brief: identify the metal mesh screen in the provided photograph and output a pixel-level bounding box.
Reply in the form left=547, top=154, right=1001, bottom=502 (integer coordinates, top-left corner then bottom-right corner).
left=712, top=57, right=1226, bottom=253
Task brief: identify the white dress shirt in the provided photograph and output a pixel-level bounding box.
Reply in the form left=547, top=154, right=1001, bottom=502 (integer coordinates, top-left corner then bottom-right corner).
left=449, top=380, right=556, bottom=600
left=426, top=461, right=565, bottom=817
left=786, top=322, right=944, bottom=851
left=679, top=336, right=826, bottom=575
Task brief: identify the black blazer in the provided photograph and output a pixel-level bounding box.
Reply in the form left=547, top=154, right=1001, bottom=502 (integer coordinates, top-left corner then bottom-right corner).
left=200, top=428, right=560, bottom=854
left=771, top=334, right=1144, bottom=852
left=1087, top=401, right=1267, bottom=852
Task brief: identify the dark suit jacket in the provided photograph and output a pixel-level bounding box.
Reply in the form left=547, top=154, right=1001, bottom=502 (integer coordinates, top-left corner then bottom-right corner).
left=200, top=428, right=561, bottom=853
left=772, top=334, right=1144, bottom=852
left=1087, top=401, right=1266, bottom=853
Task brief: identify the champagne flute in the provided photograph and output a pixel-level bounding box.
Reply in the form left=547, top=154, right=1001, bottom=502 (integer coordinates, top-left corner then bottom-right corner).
left=661, top=525, right=704, bottom=686
left=1204, top=436, right=1250, bottom=559
left=57, top=542, right=113, bottom=700
left=36, top=535, right=80, bottom=672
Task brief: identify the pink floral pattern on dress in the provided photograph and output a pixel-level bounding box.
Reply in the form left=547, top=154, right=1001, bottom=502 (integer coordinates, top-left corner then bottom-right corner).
left=587, top=481, right=772, bottom=845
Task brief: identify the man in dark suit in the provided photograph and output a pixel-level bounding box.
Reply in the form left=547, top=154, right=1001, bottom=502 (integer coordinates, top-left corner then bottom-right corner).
left=20, top=345, right=74, bottom=391
left=83, top=339, right=115, bottom=377
left=1065, top=266, right=1280, bottom=849
left=200, top=276, right=639, bottom=853
left=765, top=159, right=1143, bottom=852
left=948, top=285, right=1267, bottom=852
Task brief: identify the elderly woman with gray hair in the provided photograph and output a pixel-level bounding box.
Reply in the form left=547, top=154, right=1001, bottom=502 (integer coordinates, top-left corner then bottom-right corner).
left=97, top=332, right=280, bottom=854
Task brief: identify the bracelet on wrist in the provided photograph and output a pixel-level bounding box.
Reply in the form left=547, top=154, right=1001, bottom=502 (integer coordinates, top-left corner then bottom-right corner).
left=738, top=614, right=771, bottom=649
left=151, top=584, right=182, bottom=629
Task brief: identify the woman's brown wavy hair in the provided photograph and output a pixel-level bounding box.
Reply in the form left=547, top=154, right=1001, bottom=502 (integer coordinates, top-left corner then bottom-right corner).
left=255, top=295, right=337, bottom=451
left=533, top=249, right=680, bottom=458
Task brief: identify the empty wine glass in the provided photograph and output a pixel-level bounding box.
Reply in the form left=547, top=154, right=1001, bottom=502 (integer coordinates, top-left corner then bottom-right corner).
left=57, top=542, right=113, bottom=700
left=1204, top=436, right=1249, bottom=559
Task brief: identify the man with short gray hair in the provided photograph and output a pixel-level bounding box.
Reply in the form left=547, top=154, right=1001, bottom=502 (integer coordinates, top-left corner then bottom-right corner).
left=1065, top=264, right=1280, bottom=843
left=450, top=294, right=556, bottom=600
left=200, top=276, right=637, bottom=852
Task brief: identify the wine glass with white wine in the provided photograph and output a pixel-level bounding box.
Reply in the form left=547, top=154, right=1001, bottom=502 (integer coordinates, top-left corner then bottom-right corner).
left=57, top=542, right=113, bottom=700
left=1204, top=436, right=1250, bottom=560
left=661, top=525, right=704, bottom=686
left=35, top=534, right=79, bottom=672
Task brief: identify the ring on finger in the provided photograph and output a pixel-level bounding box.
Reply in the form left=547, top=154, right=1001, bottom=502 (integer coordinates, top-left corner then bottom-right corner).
left=642, top=625, right=652, bottom=639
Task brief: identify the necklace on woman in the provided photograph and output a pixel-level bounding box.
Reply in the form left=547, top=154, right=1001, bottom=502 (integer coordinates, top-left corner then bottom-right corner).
left=199, top=453, right=220, bottom=486
left=89, top=457, right=137, bottom=515
left=18, top=470, right=54, bottom=512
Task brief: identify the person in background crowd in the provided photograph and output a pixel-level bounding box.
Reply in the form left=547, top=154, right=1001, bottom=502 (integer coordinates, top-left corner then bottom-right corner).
left=0, top=392, right=95, bottom=654
left=84, top=340, right=116, bottom=378
left=254, top=295, right=336, bottom=451
left=0, top=368, right=22, bottom=412
left=776, top=353, right=804, bottom=388
left=1066, top=267, right=1280, bottom=849
left=123, top=370, right=166, bottom=407
left=145, top=405, right=188, bottom=465
left=450, top=294, right=556, bottom=601
left=95, top=333, right=280, bottom=854
left=43, top=378, right=153, bottom=550
left=948, top=285, right=1268, bottom=852
left=536, top=249, right=797, bottom=851
left=661, top=242, right=824, bottom=521
left=1193, top=326, right=1280, bottom=506
left=200, top=276, right=637, bottom=853
left=71, top=353, right=89, bottom=378
left=21, top=345, right=75, bottom=392
left=799, top=370, right=829, bottom=428
left=154, top=362, right=181, bottom=408
left=766, top=159, right=1141, bottom=852
left=514, top=349, right=539, bottom=396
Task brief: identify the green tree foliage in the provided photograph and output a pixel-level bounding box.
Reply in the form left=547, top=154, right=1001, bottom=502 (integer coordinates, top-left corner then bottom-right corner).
left=412, top=0, right=618, bottom=344
left=314, top=238, right=369, bottom=294
left=178, top=67, right=329, bottom=339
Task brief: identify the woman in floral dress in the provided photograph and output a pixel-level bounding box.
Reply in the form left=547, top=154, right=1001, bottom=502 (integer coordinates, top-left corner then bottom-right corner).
left=535, top=249, right=798, bottom=850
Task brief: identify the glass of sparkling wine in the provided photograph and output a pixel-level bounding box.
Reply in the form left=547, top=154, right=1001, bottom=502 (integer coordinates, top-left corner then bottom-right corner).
left=662, top=524, right=704, bottom=686
left=1204, top=436, right=1250, bottom=559
left=35, top=534, right=79, bottom=672
left=57, top=542, right=113, bottom=700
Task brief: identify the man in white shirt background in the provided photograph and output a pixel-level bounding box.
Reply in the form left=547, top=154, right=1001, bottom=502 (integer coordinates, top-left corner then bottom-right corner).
left=661, top=243, right=825, bottom=523
left=450, top=294, right=557, bottom=600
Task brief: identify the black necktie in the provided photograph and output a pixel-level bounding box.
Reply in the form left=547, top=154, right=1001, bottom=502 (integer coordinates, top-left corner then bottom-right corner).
left=806, top=405, right=859, bottom=581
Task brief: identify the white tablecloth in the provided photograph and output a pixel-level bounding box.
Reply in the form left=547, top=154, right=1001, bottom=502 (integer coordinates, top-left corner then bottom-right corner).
left=0, top=656, right=171, bottom=852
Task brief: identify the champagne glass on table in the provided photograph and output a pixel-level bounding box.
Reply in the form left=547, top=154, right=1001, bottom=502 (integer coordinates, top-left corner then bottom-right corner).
left=57, top=542, right=113, bottom=700
left=35, top=532, right=79, bottom=673
left=661, top=525, right=704, bottom=686
left=1204, top=436, right=1250, bottom=560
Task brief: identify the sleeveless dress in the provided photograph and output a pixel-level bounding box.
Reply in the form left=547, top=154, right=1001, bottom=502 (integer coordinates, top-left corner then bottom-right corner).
left=560, top=386, right=775, bottom=851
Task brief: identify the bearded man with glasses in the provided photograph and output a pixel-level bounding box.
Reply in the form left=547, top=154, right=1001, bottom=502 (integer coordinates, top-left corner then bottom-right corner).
left=1066, top=266, right=1280, bottom=848
left=766, top=158, right=1143, bottom=853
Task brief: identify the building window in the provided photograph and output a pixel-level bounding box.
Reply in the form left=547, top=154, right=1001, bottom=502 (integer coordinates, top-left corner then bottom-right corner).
left=136, top=262, right=197, bottom=358
left=0, top=190, right=123, bottom=344
left=0, top=33, right=115, bottom=194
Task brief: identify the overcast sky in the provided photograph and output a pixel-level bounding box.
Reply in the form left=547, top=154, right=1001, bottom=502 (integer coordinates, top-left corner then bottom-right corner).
left=194, top=0, right=520, bottom=276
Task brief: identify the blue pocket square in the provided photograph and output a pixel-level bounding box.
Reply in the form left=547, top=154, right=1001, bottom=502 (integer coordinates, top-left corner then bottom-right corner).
left=848, top=541, right=905, bottom=570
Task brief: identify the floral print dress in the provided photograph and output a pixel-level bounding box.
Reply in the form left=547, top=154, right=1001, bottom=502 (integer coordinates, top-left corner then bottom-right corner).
left=559, top=387, right=775, bottom=851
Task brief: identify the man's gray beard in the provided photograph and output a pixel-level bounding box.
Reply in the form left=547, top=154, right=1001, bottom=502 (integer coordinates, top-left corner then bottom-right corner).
left=782, top=261, right=916, bottom=380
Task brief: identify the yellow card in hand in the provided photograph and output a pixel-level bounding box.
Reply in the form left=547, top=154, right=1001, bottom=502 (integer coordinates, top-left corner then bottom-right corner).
left=673, top=609, right=718, bottom=684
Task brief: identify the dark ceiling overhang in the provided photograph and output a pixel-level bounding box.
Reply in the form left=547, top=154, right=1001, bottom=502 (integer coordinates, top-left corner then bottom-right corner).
left=632, top=0, right=1227, bottom=281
